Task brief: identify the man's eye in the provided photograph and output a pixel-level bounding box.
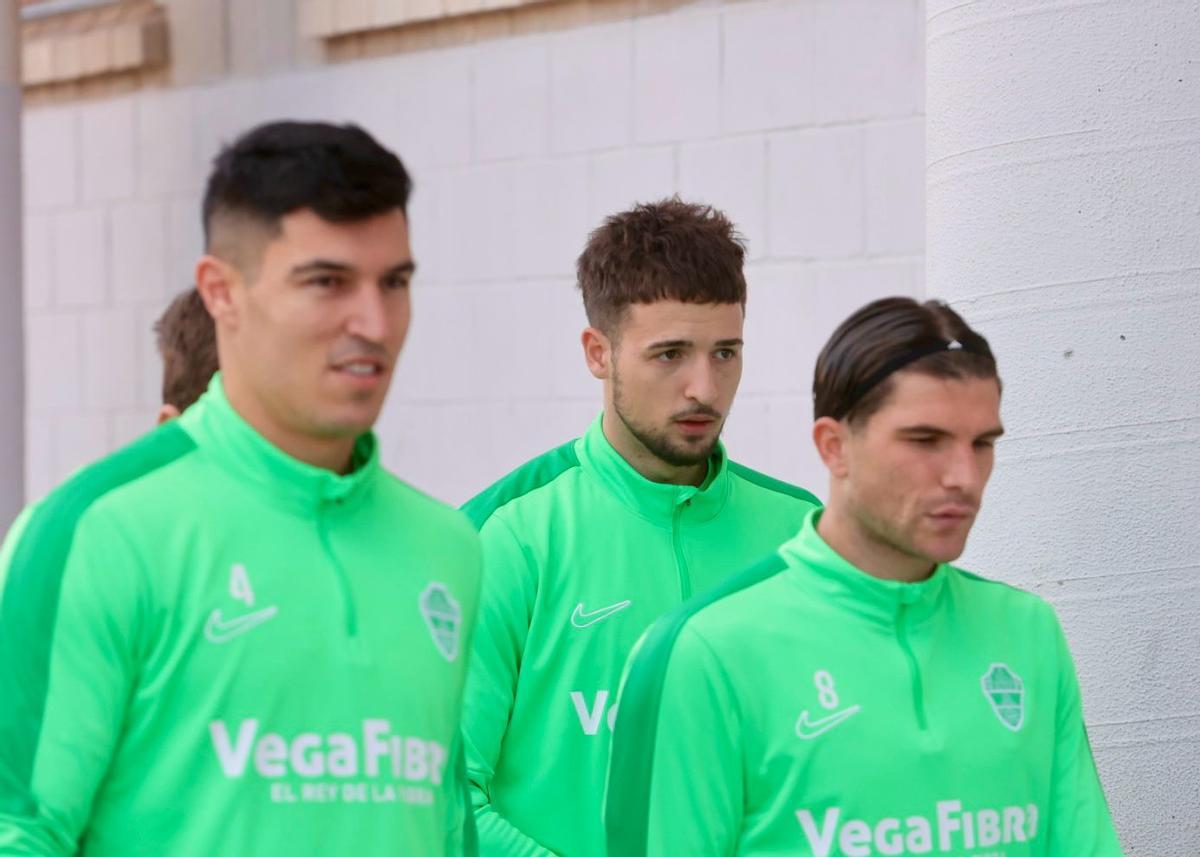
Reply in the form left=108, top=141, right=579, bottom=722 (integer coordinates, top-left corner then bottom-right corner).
left=715, top=348, right=738, bottom=361
left=656, top=350, right=680, bottom=362
left=974, top=439, right=996, bottom=450
left=383, top=273, right=411, bottom=290
left=308, top=275, right=342, bottom=289
left=910, top=436, right=938, bottom=445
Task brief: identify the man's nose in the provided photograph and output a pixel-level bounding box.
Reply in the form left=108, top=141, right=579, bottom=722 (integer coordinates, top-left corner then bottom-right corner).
left=942, top=442, right=982, bottom=496
left=345, top=283, right=390, bottom=343
left=683, top=358, right=719, bottom=404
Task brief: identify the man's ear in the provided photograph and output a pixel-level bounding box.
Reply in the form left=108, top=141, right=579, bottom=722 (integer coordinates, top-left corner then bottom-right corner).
left=157, top=403, right=181, bottom=425
left=195, top=254, right=241, bottom=330
left=813, top=416, right=852, bottom=479
left=581, top=326, right=614, bottom=381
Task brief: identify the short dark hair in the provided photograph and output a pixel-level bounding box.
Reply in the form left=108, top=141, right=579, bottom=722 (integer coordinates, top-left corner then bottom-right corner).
left=813, top=297, right=1000, bottom=425
left=154, top=289, right=218, bottom=412
left=202, top=121, right=412, bottom=257
left=576, top=198, right=747, bottom=335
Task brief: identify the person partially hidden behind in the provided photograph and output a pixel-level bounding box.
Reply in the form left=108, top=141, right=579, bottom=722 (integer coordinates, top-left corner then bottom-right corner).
left=154, top=286, right=219, bottom=423
left=460, top=199, right=820, bottom=856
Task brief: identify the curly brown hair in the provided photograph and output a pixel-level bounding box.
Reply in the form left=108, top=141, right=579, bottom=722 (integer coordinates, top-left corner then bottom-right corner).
left=576, top=198, right=747, bottom=336
left=154, top=289, right=218, bottom=412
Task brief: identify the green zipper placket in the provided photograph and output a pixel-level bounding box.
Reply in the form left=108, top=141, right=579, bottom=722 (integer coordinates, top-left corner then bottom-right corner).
left=317, top=500, right=358, bottom=637
left=894, top=603, right=928, bottom=731
left=671, top=499, right=693, bottom=601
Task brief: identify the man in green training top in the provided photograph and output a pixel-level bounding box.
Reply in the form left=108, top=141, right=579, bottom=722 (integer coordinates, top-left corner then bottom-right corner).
left=606, top=297, right=1124, bottom=856
left=0, top=122, right=480, bottom=856
left=461, top=199, right=821, bottom=857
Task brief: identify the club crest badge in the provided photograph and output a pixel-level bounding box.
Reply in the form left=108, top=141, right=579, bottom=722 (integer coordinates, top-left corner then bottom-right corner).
left=980, top=663, right=1025, bottom=731
left=419, top=583, right=462, bottom=662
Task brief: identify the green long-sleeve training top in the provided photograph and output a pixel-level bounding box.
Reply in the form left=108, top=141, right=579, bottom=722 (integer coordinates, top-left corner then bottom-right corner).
left=460, top=415, right=821, bottom=857
left=0, top=376, right=481, bottom=856
left=606, top=508, right=1124, bottom=857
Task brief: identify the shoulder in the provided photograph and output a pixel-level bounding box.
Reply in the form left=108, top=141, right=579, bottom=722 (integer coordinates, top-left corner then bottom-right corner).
left=676, top=552, right=800, bottom=653
left=627, top=552, right=791, bottom=687
left=950, top=566, right=1060, bottom=627
left=1, top=503, right=38, bottom=562
left=376, top=471, right=478, bottom=544
left=370, top=476, right=482, bottom=597
left=726, top=461, right=822, bottom=509
left=460, top=439, right=582, bottom=530
left=32, top=423, right=199, bottom=541
left=3, top=424, right=199, bottom=602
left=0, top=502, right=39, bottom=590
left=952, top=565, right=1047, bottom=605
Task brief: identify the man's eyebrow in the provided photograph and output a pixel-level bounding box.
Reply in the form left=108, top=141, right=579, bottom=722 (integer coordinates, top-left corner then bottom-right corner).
left=897, top=424, right=951, bottom=436
left=290, top=259, right=353, bottom=277
left=644, top=338, right=744, bottom=350
left=896, top=424, right=1007, bottom=439
left=289, top=260, right=418, bottom=278
left=384, top=261, right=417, bottom=277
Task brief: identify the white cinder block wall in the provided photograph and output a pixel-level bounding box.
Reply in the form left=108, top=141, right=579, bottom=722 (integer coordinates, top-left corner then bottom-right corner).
left=20, top=0, right=926, bottom=506
left=15, top=0, right=1193, bottom=848
left=0, top=8, right=21, bottom=533
left=928, top=1, right=1200, bottom=853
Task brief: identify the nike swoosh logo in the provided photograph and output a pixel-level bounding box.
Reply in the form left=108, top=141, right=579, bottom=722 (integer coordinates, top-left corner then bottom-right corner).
left=570, top=600, right=632, bottom=629
left=795, top=705, right=862, bottom=740
left=204, top=606, right=279, bottom=644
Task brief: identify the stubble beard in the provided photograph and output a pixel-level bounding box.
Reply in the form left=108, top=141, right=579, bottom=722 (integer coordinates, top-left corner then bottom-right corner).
left=612, top=373, right=723, bottom=469
left=851, top=496, right=964, bottom=573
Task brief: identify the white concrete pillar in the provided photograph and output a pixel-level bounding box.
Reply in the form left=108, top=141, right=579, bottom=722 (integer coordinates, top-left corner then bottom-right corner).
left=927, top=2, right=1200, bottom=853
left=0, top=0, right=23, bottom=531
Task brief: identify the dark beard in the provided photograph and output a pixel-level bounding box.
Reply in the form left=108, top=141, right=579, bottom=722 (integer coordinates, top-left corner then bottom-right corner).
left=612, top=381, right=722, bottom=468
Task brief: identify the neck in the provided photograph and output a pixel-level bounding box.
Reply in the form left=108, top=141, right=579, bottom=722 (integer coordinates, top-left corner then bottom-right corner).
left=816, top=503, right=936, bottom=584
left=601, top=410, right=708, bottom=487
left=222, top=373, right=358, bottom=474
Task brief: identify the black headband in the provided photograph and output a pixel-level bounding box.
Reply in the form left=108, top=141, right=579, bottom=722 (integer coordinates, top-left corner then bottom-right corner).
left=829, top=336, right=992, bottom=420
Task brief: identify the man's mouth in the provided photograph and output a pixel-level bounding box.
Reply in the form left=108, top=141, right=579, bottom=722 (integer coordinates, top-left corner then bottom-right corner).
left=674, top=415, right=718, bottom=435
left=332, top=358, right=385, bottom=379
left=927, top=503, right=976, bottom=522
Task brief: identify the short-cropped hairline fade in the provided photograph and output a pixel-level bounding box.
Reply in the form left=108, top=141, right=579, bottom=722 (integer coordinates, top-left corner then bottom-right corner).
left=576, top=197, right=748, bottom=336
left=201, top=121, right=413, bottom=260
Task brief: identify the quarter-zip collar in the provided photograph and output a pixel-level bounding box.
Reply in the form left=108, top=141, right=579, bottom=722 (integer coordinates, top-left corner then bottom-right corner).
left=781, top=508, right=949, bottom=626
left=576, top=413, right=730, bottom=527
left=179, top=373, right=380, bottom=517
